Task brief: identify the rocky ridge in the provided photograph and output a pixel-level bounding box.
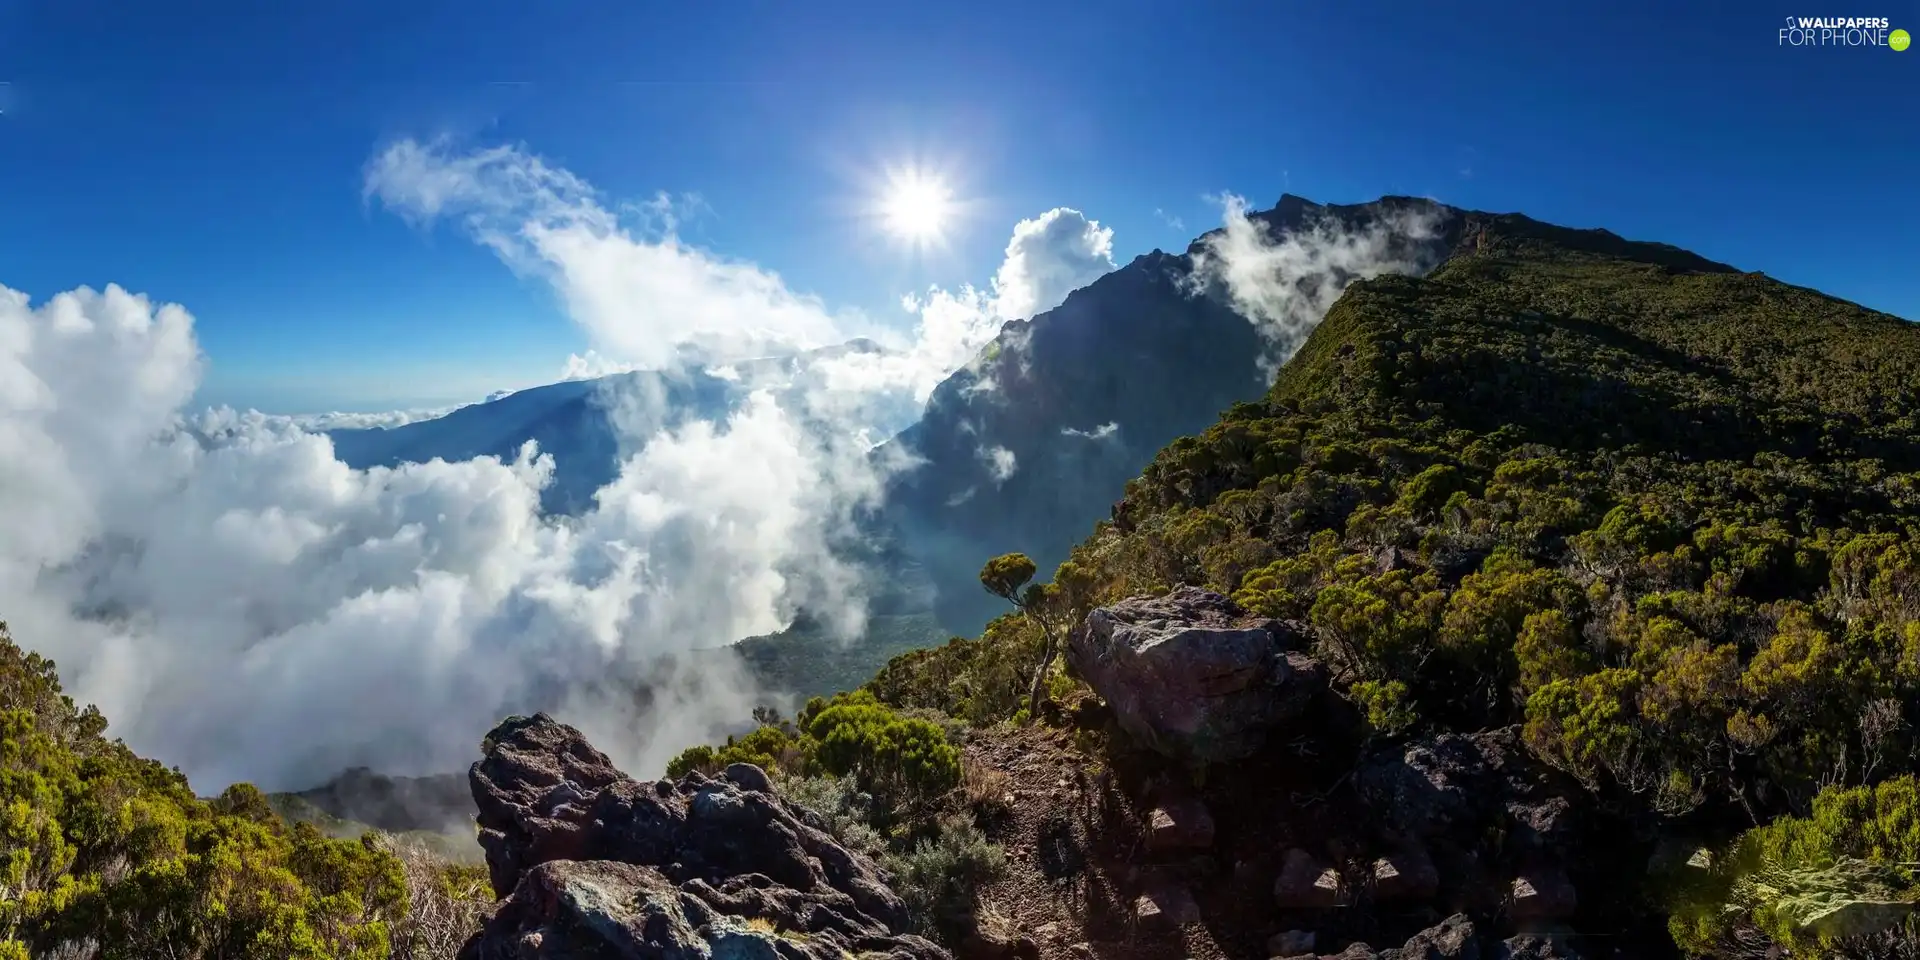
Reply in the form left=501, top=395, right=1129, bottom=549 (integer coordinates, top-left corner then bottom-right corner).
left=970, top=586, right=1613, bottom=959
left=457, top=713, right=948, bottom=960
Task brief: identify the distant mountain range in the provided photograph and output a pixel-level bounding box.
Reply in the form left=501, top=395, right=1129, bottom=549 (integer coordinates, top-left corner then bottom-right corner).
left=327, top=339, right=890, bottom=515
left=280, top=193, right=1767, bottom=834
left=878, top=194, right=1477, bottom=633
left=319, top=194, right=1461, bottom=688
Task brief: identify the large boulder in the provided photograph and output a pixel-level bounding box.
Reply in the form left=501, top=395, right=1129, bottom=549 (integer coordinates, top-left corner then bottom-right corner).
left=1066, top=586, right=1325, bottom=763
left=459, top=714, right=948, bottom=960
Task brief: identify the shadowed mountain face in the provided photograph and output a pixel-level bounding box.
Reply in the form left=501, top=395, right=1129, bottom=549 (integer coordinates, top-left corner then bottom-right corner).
left=284, top=766, right=474, bottom=835
left=877, top=194, right=1483, bottom=635
left=322, top=194, right=1501, bottom=640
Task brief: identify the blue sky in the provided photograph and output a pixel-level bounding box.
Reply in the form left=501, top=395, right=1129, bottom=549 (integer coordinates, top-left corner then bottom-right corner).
left=2, top=0, right=1914, bottom=412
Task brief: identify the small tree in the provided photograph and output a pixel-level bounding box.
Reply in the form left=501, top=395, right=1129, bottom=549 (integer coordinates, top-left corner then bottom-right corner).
left=979, top=553, right=1093, bottom=719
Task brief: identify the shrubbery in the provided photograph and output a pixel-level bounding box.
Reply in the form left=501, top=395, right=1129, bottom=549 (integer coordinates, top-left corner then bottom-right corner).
left=1670, top=776, right=1920, bottom=954
left=0, top=624, right=411, bottom=959
left=807, top=695, right=961, bottom=803
left=881, top=812, right=1009, bottom=937
left=860, top=242, right=1920, bottom=953
left=664, top=691, right=960, bottom=810
left=664, top=695, right=1001, bottom=944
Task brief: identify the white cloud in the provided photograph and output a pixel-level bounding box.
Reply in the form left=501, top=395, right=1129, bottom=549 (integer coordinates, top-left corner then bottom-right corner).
left=1187, top=194, right=1445, bottom=375
left=0, top=284, right=862, bottom=789
left=284, top=406, right=467, bottom=431
left=1062, top=421, right=1119, bottom=440
left=366, top=139, right=842, bottom=371
left=0, top=141, right=1122, bottom=795
left=560, top=349, right=643, bottom=381
left=990, top=208, right=1115, bottom=322
left=979, top=445, right=1017, bottom=484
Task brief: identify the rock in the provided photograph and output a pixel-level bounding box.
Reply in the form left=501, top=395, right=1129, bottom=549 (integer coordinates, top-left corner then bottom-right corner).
left=1383, top=913, right=1479, bottom=959
left=1066, top=586, right=1326, bottom=763
left=1312, top=914, right=1481, bottom=960
left=1357, top=727, right=1592, bottom=916
left=1144, top=784, right=1215, bottom=854
left=1133, top=883, right=1200, bottom=931
left=1274, top=848, right=1345, bottom=909
left=1324, top=946, right=1381, bottom=960
left=1355, top=731, right=1514, bottom=841
left=1356, top=729, right=1587, bottom=846
left=1070, top=696, right=1112, bottom=730
left=1506, top=797, right=1574, bottom=854
left=459, top=713, right=947, bottom=960
left=1371, top=842, right=1440, bottom=903
left=961, top=929, right=1039, bottom=960
left=724, top=761, right=774, bottom=793
left=459, top=858, right=944, bottom=960
left=1067, top=944, right=1093, bottom=960
left=1510, top=868, right=1577, bottom=921
left=1269, top=928, right=1317, bottom=956
left=1497, top=934, right=1582, bottom=959
left=467, top=713, right=627, bottom=898
left=1646, top=836, right=1713, bottom=877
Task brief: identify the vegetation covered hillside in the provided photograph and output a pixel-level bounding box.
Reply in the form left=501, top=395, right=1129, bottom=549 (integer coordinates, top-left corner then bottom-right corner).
left=724, top=213, right=1920, bottom=956
left=0, top=625, right=489, bottom=960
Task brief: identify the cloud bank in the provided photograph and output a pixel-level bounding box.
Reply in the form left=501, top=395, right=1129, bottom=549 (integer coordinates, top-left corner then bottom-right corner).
left=989, top=207, right=1115, bottom=323
left=285, top=406, right=469, bottom=431
left=0, top=140, right=1122, bottom=793
left=1, top=285, right=859, bottom=791
left=1187, top=194, right=1445, bottom=374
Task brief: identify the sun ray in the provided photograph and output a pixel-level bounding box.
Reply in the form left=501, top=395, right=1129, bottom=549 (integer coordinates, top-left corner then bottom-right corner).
left=878, top=167, right=954, bottom=247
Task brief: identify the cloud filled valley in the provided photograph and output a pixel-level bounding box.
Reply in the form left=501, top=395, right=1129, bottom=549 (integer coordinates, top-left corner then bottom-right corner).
left=0, top=140, right=1445, bottom=793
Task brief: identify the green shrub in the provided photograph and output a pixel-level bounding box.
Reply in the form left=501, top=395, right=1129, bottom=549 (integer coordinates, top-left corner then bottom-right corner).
left=1351, top=679, right=1418, bottom=737
left=806, top=693, right=960, bottom=806
left=774, top=773, right=884, bottom=857
left=665, top=723, right=803, bottom=779
left=864, top=614, right=1046, bottom=727
left=881, top=812, right=1008, bottom=936
left=0, top=624, right=409, bottom=959
left=666, top=744, right=719, bottom=778
left=1669, top=777, right=1920, bottom=955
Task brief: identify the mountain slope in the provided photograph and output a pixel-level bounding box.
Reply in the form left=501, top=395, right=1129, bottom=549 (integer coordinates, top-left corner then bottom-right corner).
left=880, top=194, right=1477, bottom=635
left=858, top=210, right=1920, bottom=957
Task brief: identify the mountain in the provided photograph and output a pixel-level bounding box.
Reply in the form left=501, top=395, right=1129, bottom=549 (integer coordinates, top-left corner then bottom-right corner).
left=327, top=339, right=887, bottom=515
left=878, top=194, right=1475, bottom=635
left=13, top=196, right=1919, bottom=959
left=323, top=195, right=1464, bottom=642
left=853, top=203, right=1920, bottom=956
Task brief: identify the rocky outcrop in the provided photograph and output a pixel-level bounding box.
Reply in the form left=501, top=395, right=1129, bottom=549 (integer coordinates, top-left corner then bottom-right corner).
left=1370, top=843, right=1440, bottom=903
left=1143, top=779, right=1215, bottom=854
left=1309, top=915, right=1584, bottom=960
left=1354, top=728, right=1588, bottom=918
left=1066, top=586, right=1326, bottom=763
left=458, top=714, right=948, bottom=960
left=1274, top=848, right=1346, bottom=909
left=1317, top=914, right=1480, bottom=960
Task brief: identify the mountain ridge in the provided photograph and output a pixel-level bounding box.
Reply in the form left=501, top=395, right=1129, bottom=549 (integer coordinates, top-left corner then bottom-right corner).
left=10, top=194, right=1919, bottom=958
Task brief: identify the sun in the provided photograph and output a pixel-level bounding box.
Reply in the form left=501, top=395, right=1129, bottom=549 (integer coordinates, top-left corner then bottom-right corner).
left=880, top=169, right=954, bottom=244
